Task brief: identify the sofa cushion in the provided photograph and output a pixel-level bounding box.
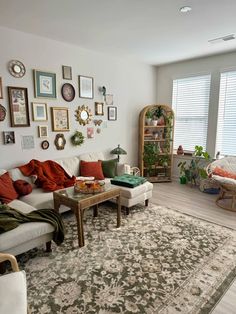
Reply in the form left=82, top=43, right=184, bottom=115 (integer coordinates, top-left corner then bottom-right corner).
left=79, top=152, right=105, bottom=162
left=80, top=160, right=105, bottom=180
left=19, top=188, right=54, bottom=209
left=101, top=159, right=118, bottom=178
left=55, top=156, right=80, bottom=177
left=14, top=180, right=33, bottom=196
left=0, top=270, right=27, bottom=314
left=8, top=199, right=36, bottom=214
left=8, top=167, right=35, bottom=186
left=0, top=172, right=19, bottom=204
left=0, top=221, right=54, bottom=251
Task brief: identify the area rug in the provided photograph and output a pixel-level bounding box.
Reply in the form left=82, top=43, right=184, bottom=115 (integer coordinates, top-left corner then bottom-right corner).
left=18, top=204, right=236, bottom=314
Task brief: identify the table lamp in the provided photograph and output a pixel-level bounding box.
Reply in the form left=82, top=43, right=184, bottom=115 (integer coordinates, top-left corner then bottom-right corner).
left=110, top=144, right=127, bottom=162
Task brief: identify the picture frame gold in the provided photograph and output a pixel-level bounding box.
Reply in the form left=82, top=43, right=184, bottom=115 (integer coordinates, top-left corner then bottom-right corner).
left=38, top=125, right=48, bottom=138
left=0, top=77, right=3, bottom=99
left=62, top=65, right=72, bottom=80
left=51, top=107, right=70, bottom=131
left=95, top=102, right=104, bottom=115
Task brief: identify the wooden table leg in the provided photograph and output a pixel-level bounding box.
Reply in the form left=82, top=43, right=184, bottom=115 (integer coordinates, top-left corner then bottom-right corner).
left=116, top=195, right=121, bottom=228
left=75, top=205, right=84, bottom=247
left=93, top=204, right=98, bottom=217
left=53, top=194, right=60, bottom=213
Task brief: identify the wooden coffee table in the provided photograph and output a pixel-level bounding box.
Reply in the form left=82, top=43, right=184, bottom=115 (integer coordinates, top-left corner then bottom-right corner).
left=53, top=185, right=121, bottom=247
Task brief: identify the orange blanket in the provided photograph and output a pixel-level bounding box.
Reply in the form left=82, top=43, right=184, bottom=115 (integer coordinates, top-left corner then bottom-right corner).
left=19, top=159, right=76, bottom=192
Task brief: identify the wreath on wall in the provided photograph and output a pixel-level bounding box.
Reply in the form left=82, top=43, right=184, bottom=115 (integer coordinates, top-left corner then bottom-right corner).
left=70, top=131, right=85, bottom=146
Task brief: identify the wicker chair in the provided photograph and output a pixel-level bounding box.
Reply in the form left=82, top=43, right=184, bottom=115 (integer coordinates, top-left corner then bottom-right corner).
left=207, top=157, right=236, bottom=211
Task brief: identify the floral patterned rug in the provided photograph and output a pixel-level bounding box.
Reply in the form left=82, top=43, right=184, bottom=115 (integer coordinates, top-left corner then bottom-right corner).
left=18, top=203, right=236, bottom=314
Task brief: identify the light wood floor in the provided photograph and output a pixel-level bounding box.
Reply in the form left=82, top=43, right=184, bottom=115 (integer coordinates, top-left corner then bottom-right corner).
left=151, top=181, right=236, bottom=314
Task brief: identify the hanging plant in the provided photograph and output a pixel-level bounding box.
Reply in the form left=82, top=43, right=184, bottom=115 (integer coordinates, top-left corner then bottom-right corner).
left=70, top=131, right=85, bottom=146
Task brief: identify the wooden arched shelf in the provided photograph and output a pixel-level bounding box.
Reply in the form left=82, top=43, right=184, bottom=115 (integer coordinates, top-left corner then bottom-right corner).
left=139, top=104, right=174, bottom=183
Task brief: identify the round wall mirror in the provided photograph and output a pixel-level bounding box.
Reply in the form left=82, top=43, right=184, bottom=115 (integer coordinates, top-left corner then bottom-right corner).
left=54, top=134, right=66, bottom=150
left=75, top=105, right=92, bottom=126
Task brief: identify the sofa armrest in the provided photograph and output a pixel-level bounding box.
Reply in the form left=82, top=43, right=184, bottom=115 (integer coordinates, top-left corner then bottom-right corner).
left=0, top=253, right=19, bottom=272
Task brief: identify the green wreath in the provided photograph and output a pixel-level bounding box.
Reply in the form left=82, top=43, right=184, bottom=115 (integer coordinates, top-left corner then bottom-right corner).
left=70, top=131, right=85, bottom=146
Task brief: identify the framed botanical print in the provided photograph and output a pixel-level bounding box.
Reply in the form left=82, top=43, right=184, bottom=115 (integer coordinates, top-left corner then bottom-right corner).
left=32, top=102, right=48, bottom=121
left=78, top=75, right=93, bottom=99
left=38, top=125, right=48, bottom=138
left=0, top=77, right=3, bottom=99
left=34, top=70, right=57, bottom=98
left=51, top=107, right=70, bottom=131
left=108, top=106, right=117, bottom=121
left=8, top=86, right=30, bottom=127
left=95, top=102, right=104, bottom=115
left=62, top=65, right=72, bottom=80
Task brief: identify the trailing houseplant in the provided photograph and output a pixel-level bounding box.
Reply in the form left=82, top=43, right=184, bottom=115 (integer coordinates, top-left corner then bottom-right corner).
left=143, top=143, right=159, bottom=177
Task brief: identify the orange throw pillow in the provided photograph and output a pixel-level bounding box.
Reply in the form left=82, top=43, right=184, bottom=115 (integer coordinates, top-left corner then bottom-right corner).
left=213, top=166, right=236, bottom=180
left=80, top=160, right=105, bottom=180
left=14, top=180, right=33, bottom=196
left=0, top=172, right=19, bottom=204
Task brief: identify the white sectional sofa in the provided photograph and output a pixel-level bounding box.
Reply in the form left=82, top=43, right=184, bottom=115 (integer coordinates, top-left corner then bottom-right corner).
left=0, top=152, right=153, bottom=256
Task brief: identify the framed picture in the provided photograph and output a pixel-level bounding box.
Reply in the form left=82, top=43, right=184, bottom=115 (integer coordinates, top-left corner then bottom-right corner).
left=32, top=102, right=48, bottom=121
left=78, top=75, right=93, bottom=99
left=105, top=94, right=113, bottom=106
left=21, top=135, right=35, bottom=150
left=0, top=77, right=3, bottom=99
left=62, top=65, right=72, bottom=80
left=51, top=107, right=70, bottom=131
left=41, top=140, right=49, bottom=150
left=38, top=125, right=48, bottom=138
left=34, top=70, right=57, bottom=99
left=108, top=106, right=117, bottom=121
left=8, top=86, right=30, bottom=127
left=3, top=131, right=15, bottom=144
left=61, top=83, right=75, bottom=102
left=95, top=102, right=104, bottom=115
left=87, top=127, right=94, bottom=138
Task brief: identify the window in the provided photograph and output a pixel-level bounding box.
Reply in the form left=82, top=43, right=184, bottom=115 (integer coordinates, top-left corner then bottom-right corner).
left=216, top=71, right=236, bottom=156
left=172, top=75, right=211, bottom=151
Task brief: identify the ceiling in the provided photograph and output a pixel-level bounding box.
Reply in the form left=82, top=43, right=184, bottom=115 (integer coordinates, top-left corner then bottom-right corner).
left=0, top=0, right=236, bottom=65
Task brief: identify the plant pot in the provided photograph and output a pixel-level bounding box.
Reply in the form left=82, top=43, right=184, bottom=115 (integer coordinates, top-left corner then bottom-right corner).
left=179, top=176, right=187, bottom=184
left=145, top=118, right=152, bottom=126
left=151, top=120, right=158, bottom=126
left=157, top=116, right=165, bottom=125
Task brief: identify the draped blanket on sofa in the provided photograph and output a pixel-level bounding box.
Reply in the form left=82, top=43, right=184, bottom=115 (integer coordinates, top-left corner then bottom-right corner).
left=19, top=159, right=76, bottom=192
left=0, top=205, right=65, bottom=245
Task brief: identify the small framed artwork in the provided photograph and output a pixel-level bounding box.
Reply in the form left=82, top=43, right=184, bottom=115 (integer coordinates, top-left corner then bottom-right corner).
left=34, top=70, right=57, bottom=99
left=38, top=125, right=48, bottom=138
left=105, top=94, right=113, bottom=106
left=87, top=127, right=94, bottom=138
left=21, top=135, right=35, bottom=150
left=61, top=83, right=75, bottom=102
left=95, top=102, right=104, bottom=115
left=32, top=102, right=48, bottom=121
left=8, top=86, right=30, bottom=127
left=79, top=75, right=93, bottom=99
left=41, top=140, right=49, bottom=150
left=51, top=107, right=70, bottom=131
left=3, top=131, right=15, bottom=144
left=0, top=77, right=3, bottom=99
left=108, top=106, right=117, bottom=121
left=62, top=65, right=72, bottom=80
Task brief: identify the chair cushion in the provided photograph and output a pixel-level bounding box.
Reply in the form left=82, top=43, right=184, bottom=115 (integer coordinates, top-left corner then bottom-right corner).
left=111, top=174, right=147, bottom=188
left=0, top=271, right=27, bottom=314
left=80, top=160, right=105, bottom=180
left=213, top=166, right=236, bottom=180
left=0, top=172, right=19, bottom=204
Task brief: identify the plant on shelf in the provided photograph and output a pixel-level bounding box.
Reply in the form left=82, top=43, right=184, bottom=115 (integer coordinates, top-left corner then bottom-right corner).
left=177, top=161, right=188, bottom=184
left=159, top=155, right=170, bottom=177
left=143, top=143, right=159, bottom=177
left=153, top=106, right=165, bottom=125
left=145, top=110, right=153, bottom=126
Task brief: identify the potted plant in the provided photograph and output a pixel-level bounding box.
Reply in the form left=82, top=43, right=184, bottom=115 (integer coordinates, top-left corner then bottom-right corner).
left=145, top=110, right=153, bottom=126
left=143, top=143, right=159, bottom=177
left=177, top=161, right=188, bottom=184
left=153, top=106, right=165, bottom=125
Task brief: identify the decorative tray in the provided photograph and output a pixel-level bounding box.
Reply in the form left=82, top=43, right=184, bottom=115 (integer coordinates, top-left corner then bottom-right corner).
left=74, top=180, right=105, bottom=194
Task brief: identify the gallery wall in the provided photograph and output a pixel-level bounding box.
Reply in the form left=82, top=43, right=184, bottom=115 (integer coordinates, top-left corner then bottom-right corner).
left=156, top=50, right=236, bottom=178
left=0, top=26, right=157, bottom=169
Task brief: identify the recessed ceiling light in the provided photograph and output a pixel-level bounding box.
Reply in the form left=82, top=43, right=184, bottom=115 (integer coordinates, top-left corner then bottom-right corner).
left=180, top=6, right=192, bottom=13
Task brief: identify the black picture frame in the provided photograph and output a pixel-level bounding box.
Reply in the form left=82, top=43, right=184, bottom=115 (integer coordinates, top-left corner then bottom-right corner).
left=108, top=106, right=117, bottom=121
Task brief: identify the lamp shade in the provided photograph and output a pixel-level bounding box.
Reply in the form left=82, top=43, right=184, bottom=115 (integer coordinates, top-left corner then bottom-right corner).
left=110, top=144, right=127, bottom=156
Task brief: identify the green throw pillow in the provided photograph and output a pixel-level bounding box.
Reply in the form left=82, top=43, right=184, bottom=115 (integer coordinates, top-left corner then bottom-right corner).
left=101, top=159, right=118, bottom=178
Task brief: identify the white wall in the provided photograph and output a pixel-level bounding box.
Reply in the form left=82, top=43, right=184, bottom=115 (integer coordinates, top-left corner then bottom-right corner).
left=0, top=27, right=156, bottom=169
left=156, top=51, right=236, bottom=178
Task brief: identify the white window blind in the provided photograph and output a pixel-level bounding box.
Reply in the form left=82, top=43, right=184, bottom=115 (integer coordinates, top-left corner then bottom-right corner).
left=216, top=71, right=236, bottom=156
left=172, top=75, right=211, bottom=151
